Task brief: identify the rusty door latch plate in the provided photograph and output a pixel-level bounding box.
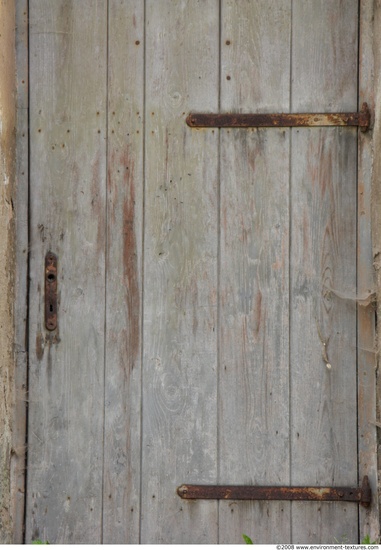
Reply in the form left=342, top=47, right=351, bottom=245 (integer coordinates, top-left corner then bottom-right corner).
left=186, top=102, right=370, bottom=132
left=45, top=252, right=58, bottom=331
left=177, top=475, right=371, bottom=507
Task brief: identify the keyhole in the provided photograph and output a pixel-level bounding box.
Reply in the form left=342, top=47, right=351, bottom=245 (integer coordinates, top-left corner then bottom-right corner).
left=45, top=252, right=58, bottom=331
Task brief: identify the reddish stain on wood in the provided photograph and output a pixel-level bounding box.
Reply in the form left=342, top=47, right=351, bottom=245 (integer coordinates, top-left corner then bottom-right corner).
left=107, top=149, right=119, bottom=227
left=36, top=332, right=44, bottom=361
left=320, top=148, right=333, bottom=199
left=307, top=136, right=332, bottom=198
left=121, top=146, right=140, bottom=369
left=91, top=152, right=105, bottom=257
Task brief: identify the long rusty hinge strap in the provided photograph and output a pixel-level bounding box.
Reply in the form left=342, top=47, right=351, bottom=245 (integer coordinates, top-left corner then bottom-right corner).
left=186, top=102, right=370, bottom=132
left=177, top=476, right=371, bottom=508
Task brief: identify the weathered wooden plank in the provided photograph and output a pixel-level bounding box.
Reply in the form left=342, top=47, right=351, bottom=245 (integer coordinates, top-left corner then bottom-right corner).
left=12, top=0, right=29, bottom=542
left=219, top=1, right=291, bottom=544
left=102, top=1, right=144, bottom=543
left=141, top=0, right=219, bottom=543
left=26, top=1, right=107, bottom=543
left=290, top=129, right=358, bottom=544
left=290, top=1, right=359, bottom=543
left=358, top=0, right=380, bottom=542
left=0, top=1, right=17, bottom=544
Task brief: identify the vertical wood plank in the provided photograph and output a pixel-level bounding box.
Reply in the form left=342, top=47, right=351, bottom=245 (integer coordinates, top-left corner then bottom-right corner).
left=358, top=0, right=380, bottom=542
left=290, top=1, right=359, bottom=543
left=103, top=1, right=144, bottom=543
left=142, top=0, right=219, bottom=543
left=26, top=1, right=107, bottom=543
left=219, top=1, right=291, bottom=544
left=12, top=0, right=29, bottom=542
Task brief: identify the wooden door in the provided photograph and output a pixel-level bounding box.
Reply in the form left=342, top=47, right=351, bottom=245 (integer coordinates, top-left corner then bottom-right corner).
left=26, top=0, right=378, bottom=544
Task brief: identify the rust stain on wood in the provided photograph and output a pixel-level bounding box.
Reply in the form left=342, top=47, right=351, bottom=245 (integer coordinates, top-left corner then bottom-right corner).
left=306, top=134, right=332, bottom=198
left=121, top=146, right=140, bottom=369
left=46, top=338, right=53, bottom=391
left=107, top=150, right=119, bottom=227
left=91, top=152, right=104, bottom=257
left=35, top=332, right=44, bottom=361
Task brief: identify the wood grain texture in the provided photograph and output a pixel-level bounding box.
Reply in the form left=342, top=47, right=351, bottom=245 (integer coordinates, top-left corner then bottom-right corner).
left=219, top=1, right=291, bottom=544
left=290, top=0, right=359, bottom=543
left=358, top=0, right=380, bottom=542
left=12, top=0, right=29, bottom=542
left=141, top=0, right=219, bottom=543
left=24, top=1, right=375, bottom=544
left=102, top=1, right=144, bottom=543
left=26, top=1, right=107, bottom=543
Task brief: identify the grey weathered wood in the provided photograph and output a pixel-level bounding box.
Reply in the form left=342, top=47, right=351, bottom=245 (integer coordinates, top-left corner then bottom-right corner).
left=24, top=1, right=377, bottom=544
left=290, top=1, right=359, bottom=543
left=358, top=0, right=380, bottom=542
left=102, top=0, right=144, bottom=543
left=141, top=0, right=219, bottom=543
left=12, top=0, right=29, bottom=543
left=26, top=1, right=107, bottom=543
left=219, top=1, right=291, bottom=544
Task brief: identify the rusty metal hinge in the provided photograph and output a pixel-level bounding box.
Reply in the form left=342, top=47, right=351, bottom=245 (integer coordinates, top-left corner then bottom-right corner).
left=177, top=476, right=371, bottom=508
left=45, top=252, right=58, bottom=331
left=186, top=102, right=370, bottom=132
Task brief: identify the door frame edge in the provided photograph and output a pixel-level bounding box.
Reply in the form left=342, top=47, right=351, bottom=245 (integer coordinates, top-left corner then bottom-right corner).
left=359, top=0, right=381, bottom=543
left=11, top=0, right=29, bottom=544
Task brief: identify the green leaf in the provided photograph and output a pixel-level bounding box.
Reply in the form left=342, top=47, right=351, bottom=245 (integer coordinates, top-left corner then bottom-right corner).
left=242, top=534, right=253, bottom=544
left=361, top=535, right=377, bottom=545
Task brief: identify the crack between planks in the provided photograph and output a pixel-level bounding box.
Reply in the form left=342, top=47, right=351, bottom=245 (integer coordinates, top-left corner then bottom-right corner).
left=23, top=0, right=31, bottom=542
